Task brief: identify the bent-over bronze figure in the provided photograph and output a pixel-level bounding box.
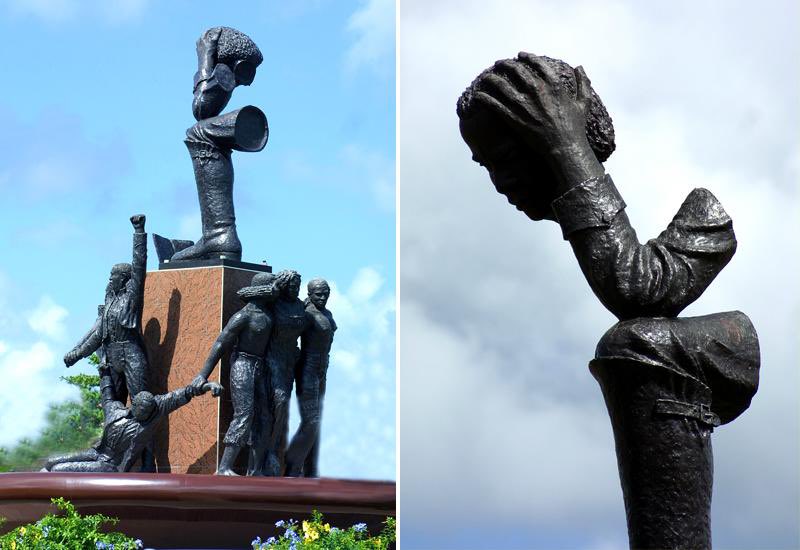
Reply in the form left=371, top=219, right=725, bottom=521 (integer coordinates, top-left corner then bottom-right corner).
left=458, top=54, right=760, bottom=549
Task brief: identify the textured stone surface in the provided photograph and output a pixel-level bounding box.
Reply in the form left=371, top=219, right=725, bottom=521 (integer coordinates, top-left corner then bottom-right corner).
left=142, top=266, right=269, bottom=473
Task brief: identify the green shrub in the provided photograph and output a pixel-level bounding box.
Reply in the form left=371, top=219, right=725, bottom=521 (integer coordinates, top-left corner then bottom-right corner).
left=0, top=355, right=103, bottom=472
left=251, top=511, right=396, bottom=549
left=0, top=498, right=143, bottom=550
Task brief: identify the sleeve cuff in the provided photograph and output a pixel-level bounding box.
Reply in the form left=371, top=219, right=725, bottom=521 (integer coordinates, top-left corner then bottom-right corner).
left=194, top=63, right=236, bottom=93
left=550, top=174, right=626, bottom=239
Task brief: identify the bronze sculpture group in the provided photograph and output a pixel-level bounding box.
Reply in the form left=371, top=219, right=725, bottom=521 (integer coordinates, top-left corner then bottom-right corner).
left=45, top=27, right=336, bottom=479
left=458, top=54, right=760, bottom=549
left=189, top=270, right=336, bottom=477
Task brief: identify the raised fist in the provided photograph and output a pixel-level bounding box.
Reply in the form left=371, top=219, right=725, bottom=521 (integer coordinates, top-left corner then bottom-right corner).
left=130, top=214, right=146, bottom=232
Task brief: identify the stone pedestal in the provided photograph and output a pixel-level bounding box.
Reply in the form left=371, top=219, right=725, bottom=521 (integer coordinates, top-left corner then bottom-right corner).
left=141, top=261, right=271, bottom=473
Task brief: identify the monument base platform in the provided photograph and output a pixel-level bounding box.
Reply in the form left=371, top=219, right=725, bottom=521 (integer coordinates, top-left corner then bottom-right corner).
left=0, top=473, right=395, bottom=548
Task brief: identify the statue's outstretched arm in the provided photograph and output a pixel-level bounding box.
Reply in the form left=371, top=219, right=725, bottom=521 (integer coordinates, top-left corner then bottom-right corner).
left=551, top=176, right=736, bottom=320
left=64, top=310, right=102, bottom=367
left=192, top=310, right=248, bottom=388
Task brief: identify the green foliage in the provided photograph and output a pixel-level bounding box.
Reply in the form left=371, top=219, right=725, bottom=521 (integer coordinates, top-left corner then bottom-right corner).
left=251, top=511, right=396, bottom=550
left=0, top=497, right=143, bottom=550
left=0, top=355, right=103, bottom=472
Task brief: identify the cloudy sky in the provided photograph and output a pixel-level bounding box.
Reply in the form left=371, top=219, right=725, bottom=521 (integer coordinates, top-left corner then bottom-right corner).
left=0, top=0, right=395, bottom=481
left=399, top=1, right=798, bottom=548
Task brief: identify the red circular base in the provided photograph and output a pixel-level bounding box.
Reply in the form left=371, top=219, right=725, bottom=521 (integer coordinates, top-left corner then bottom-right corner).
left=0, top=473, right=395, bottom=548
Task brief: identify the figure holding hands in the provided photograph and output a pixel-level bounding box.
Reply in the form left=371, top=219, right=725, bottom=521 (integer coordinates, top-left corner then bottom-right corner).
left=191, top=272, right=278, bottom=475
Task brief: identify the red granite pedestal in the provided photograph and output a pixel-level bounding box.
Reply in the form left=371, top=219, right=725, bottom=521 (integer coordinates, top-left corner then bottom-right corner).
left=141, top=262, right=270, bottom=474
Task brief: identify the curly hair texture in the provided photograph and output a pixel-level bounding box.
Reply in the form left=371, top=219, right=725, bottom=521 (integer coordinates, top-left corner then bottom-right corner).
left=274, top=269, right=301, bottom=293
left=131, top=391, right=155, bottom=407
left=237, top=272, right=277, bottom=301
left=457, top=54, right=615, bottom=163
left=110, top=263, right=132, bottom=278
left=215, top=26, right=263, bottom=67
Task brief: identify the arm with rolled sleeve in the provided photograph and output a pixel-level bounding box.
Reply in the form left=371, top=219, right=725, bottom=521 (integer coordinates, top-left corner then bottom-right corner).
left=551, top=174, right=737, bottom=320
left=121, top=222, right=147, bottom=330
left=192, top=64, right=235, bottom=120
left=154, top=387, right=194, bottom=419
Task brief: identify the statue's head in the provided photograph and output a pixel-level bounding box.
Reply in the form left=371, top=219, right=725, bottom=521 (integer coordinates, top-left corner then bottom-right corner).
left=108, top=263, right=131, bottom=292
left=307, top=278, right=331, bottom=310
left=275, top=270, right=302, bottom=300
left=457, top=54, right=615, bottom=221
left=215, top=27, right=263, bottom=86
left=131, top=391, right=156, bottom=422
left=237, top=272, right=278, bottom=303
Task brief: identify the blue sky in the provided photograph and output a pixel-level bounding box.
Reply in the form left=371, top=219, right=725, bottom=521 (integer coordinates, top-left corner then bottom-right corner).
left=0, top=0, right=395, bottom=481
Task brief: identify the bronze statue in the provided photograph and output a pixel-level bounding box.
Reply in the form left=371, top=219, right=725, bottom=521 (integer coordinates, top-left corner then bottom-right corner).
left=458, top=54, right=760, bottom=549
left=64, top=215, right=150, bottom=406
left=261, top=270, right=308, bottom=476
left=43, top=367, right=221, bottom=473
left=191, top=272, right=278, bottom=475
left=285, top=278, right=337, bottom=477
left=155, top=27, right=268, bottom=263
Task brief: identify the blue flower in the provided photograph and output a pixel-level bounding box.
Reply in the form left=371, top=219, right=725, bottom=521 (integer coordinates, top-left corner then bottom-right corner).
left=275, top=520, right=285, bottom=528
left=284, top=529, right=300, bottom=541
left=353, top=523, right=367, bottom=533
left=266, top=536, right=277, bottom=544
left=330, top=527, right=340, bottom=533
left=42, top=525, right=50, bottom=538
left=96, top=543, right=106, bottom=550
left=251, top=536, right=262, bottom=546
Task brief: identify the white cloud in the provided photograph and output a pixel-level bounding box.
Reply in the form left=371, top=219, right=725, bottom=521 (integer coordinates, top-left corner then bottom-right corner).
left=290, top=266, right=396, bottom=480
left=26, top=295, right=69, bottom=342
left=400, top=0, right=798, bottom=547
left=0, top=288, right=79, bottom=449
left=0, top=341, right=78, bottom=447
left=347, top=266, right=384, bottom=303
left=345, top=0, right=395, bottom=76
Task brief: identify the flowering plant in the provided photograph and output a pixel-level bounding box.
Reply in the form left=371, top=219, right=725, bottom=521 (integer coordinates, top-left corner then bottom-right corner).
left=0, top=498, right=144, bottom=550
left=251, top=511, right=395, bottom=550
